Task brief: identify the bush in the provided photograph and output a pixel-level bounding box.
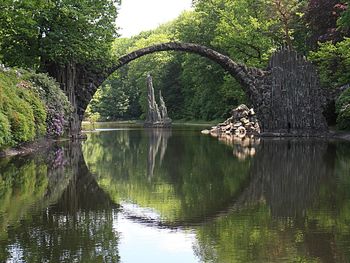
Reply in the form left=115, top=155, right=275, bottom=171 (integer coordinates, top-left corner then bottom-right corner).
left=25, top=72, right=72, bottom=137
left=0, top=112, right=11, bottom=147
left=309, top=38, right=350, bottom=88
left=0, top=70, right=40, bottom=147
left=8, top=105, right=36, bottom=143
left=337, top=105, right=350, bottom=130
left=16, top=82, right=47, bottom=137
left=336, top=88, right=350, bottom=130
left=0, top=67, right=70, bottom=149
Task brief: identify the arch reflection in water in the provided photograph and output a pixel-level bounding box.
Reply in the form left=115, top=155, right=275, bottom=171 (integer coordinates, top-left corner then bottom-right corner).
left=1, top=128, right=350, bottom=263
left=84, top=129, right=350, bottom=262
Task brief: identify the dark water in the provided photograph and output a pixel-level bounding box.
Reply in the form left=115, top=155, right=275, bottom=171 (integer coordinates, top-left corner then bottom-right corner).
left=1, top=126, right=350, bottom=263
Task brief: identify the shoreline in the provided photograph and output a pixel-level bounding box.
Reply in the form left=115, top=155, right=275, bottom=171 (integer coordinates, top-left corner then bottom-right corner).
left=0, top=138, right=66, bottom=158
left=2, top=127, right=350, bottom=159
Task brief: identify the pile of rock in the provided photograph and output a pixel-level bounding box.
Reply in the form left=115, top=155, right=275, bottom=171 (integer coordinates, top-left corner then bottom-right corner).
left=202, top=104, right=260, bottom=137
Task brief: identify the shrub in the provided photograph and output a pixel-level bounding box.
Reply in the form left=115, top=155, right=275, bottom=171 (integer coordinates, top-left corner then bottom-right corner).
left=336, top=88, right=350, bottom=130
left=0, top=70, right=45, bottom=148
left=336, top=88, right=350, bottom=111
left=0, top=112, right=11, bottom=148
left=0, top=71, right=36, bottom=146
left=309, top=38, right=350, bottom=88
left=8, top=110, right=34, bottom=142
left=25, top=72, right=72, bottom=137
left=0, top=68, right=71, bottom=149
left=337, top=104, right=350, bottom=130
left=16, top=83, right=47, bottom=137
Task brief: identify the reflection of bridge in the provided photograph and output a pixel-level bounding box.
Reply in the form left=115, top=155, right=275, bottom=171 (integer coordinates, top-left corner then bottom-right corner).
left=2, top=138, right=331, bottom=228
left=79, top=138, right=334, bottom=229
left=0, top=136, right=340, bottom=263
left=52, top=151, right=118, bottom=213
left=56, top=42, right=328, bottom=136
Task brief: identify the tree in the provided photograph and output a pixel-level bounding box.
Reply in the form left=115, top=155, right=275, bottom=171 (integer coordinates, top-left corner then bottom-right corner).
left=309, top=38, right=350, bottom=88
left=0, top=0, right=119, bottom=69
left=88, top=82, right=129, bottom=121
left=337, top=1, right=350, bottom=30
left=270, top=0, right=306, bottom=49
left=304, top=0, right=348, bottom=48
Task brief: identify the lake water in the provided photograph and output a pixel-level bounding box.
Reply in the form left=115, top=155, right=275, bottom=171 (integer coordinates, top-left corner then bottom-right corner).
left=1, top=125, right=350, bottom=263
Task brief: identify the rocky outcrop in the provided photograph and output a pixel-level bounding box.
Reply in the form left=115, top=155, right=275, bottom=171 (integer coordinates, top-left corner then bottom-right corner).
left=144, top=74, right=172, bottom=128
left=202, top=104, right=260, bottom=138
left=159, top=91, right=172, bottom=124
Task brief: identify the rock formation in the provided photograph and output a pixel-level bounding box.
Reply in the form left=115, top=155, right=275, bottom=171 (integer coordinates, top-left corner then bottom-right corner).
left=202, top=104, right=260, bottom=138
left=144, top=74, right=172, bottom=128
left=159, top=90, right=171, bottom=123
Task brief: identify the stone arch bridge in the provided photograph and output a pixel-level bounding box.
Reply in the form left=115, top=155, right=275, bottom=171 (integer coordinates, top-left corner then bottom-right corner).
left=53, top=42, right=328, bottom=136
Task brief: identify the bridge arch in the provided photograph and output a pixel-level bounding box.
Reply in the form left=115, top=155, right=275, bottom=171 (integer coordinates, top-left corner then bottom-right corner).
left=80, top=42, right=265, bottom=122
left=108, top=42, right=265, bottom=91
left=77, top=42, right=267, bottom=130
left=75, top=42, right=327, bottom=136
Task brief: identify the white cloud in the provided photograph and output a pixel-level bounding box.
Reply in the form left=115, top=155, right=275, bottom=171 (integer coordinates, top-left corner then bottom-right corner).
left=117, top=0, right=193, bottom=37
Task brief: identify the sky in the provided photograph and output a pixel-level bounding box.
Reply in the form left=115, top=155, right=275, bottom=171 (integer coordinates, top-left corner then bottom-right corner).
left=116, top=0, right=193, bottom=37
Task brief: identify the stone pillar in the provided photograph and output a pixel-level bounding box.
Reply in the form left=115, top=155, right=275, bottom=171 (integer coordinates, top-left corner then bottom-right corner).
left=144, top=74, right=172, bottom=128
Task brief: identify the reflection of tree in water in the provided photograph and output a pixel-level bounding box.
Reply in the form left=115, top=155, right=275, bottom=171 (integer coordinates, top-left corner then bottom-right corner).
left=0, top=143, right=120, bottom=263
left=146, top=129, right=172, bottom=178
left=194, top=139, right=350, bottom=263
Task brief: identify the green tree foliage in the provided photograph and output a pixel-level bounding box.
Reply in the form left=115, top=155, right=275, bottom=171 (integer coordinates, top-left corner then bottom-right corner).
left=336, top=88, right=350, bottom=130
left=309, top=38, right=350, bottom=88
left=87, top=83, right=129, bottom=121
left=0, top=0, right=119, bottom=69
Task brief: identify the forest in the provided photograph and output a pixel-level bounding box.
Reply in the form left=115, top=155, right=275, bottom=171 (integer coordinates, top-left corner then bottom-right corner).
left=1, top=0, right=350, bottom=150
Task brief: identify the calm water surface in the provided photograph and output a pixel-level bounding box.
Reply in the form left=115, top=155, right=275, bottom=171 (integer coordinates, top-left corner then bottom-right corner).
left=1, top=125, right=350, bottom=263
